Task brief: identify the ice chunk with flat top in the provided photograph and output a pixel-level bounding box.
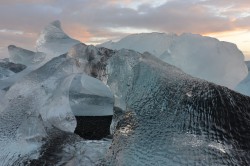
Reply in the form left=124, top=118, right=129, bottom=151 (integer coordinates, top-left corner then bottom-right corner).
left=100, top=32, right=248, bottom=89
left=162, top=33, right=247, bottom=89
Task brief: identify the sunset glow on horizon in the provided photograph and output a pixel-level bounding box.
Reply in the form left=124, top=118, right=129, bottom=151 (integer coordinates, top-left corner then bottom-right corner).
left=1, top=0, right=250, bottom=59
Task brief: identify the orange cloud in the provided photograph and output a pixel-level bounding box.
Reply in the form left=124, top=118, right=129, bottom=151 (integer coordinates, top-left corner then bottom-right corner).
left=63, top=24, right=93, bottom=43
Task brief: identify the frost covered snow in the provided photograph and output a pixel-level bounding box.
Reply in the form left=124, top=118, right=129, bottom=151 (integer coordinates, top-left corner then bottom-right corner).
left=99, top=32, right=248, bottom=89
left=0, top=21, right=250, bottom=165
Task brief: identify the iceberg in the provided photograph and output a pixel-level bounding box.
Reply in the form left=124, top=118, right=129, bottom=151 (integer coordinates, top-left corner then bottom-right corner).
left=0, top=52, right=113, bottom=164
left=8, top=45, right=46, bottom=66
left=36, top=20, right=80, bottom=58
left=99, top=32, right=247, bottom=89
left=70, top=44, right=250, bottom=165
left=1, top=21, right=250, bottom=165
left=0, top=46, right=46, bottom=91
left=0, top=54, right=79, bottom=164
left=99, top=32, right=177, bottom=57
left=236, top=61, right=250, bottom=96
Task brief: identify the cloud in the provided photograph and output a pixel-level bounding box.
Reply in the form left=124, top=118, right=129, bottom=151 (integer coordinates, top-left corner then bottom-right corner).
left=0, top=0, right=56, bottom=5
left=0, top=0, right=250, bottom=58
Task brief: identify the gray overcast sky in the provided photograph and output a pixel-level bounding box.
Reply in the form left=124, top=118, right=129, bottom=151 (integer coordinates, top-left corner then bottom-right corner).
left=1, top=0, right=250, bottom=59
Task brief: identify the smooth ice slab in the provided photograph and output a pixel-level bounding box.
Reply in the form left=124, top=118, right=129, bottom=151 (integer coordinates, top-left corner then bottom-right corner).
left=8, top=45, right=46, bottom=66
left=69, top=74, right=114, bottom=116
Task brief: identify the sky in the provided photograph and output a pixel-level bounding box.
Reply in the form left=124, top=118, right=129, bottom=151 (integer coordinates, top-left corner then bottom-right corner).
left=0, top=0, right=250, bottom=59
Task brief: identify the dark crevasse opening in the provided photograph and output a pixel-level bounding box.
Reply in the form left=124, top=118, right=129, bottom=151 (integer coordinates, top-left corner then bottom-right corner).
left=74, top=116, right=113, bottom=140
left=69, top=74, right=114, bottom=140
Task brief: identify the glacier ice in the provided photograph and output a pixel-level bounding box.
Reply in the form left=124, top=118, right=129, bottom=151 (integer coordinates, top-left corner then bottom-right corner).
left=99, top=32, right=177, bottom=57
left=69, top=44, right=250, bottom=165
left=0, top=52, right=114, bottom=164
left=100, top=32, right=248, bottom=89
left=0, top=54, right=80, bottom=164
left=0, top=59, right=26, bottom=73
left=236, top=61, right=250, bottom=96
left=0, top=65, right=15, bottom=80
left=8, top=45, right=46, bottom=66
left=69, top=74, right=114, bottom=116
left=0, top=60, right=26, bottom=80
left=0, top=46, right=47, bottom=91
left=1, top=21, right=250, bottom=165
left=36, top=20, right=80, bottom=58
left=163, top=33, right=248, bottom=89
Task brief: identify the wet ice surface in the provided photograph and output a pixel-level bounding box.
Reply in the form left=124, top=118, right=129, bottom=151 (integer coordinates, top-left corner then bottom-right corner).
left=0, top=55, right=77, bottom=164
left=0, top=53, right=114, bottom=165
left=68, top=44, right=250, bottom=165
left=24, top=129, right=112, bottom=166
left=0, top=25, right=250, bottom=165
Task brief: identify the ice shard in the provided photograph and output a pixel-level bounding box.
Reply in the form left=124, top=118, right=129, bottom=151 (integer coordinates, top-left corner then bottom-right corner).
left=36, top=20, right=80, bottom=58
left=8, top=45, right=46, bottom=66
left=0, top=54, right=80, bottom=164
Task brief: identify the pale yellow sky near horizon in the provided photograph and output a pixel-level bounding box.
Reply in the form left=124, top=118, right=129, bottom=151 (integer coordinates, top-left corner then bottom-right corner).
left=205, top=30, right=250, bottom=60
